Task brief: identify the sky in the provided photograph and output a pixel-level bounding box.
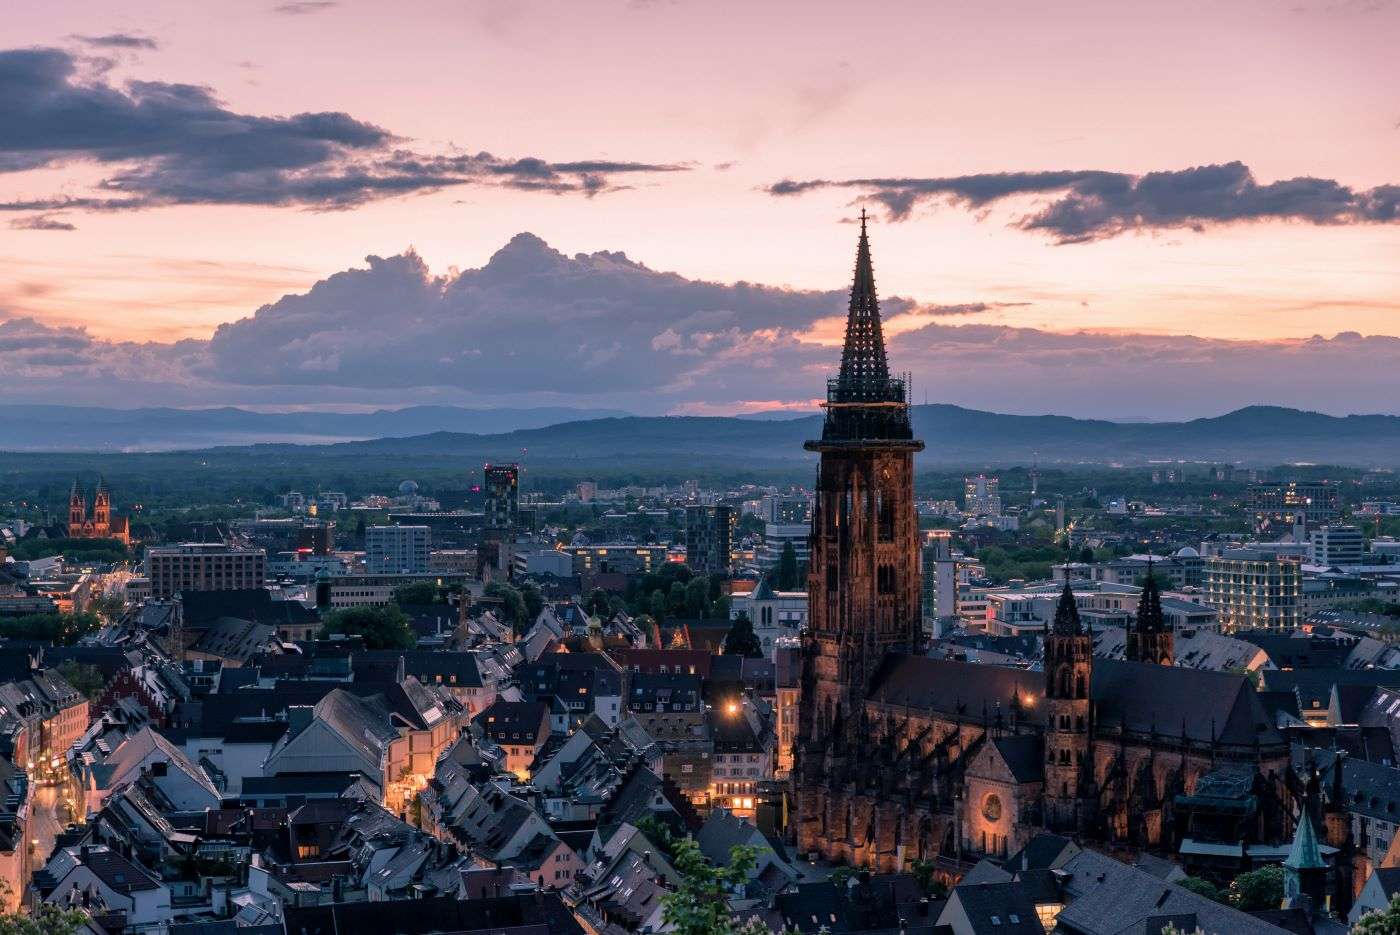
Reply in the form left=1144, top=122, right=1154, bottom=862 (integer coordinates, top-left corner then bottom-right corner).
left=2, top=0, right=1399, bottom=420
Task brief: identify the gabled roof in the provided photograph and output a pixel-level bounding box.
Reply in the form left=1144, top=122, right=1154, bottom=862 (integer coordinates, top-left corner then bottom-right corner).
left=312, top=690, right=399, bottom=763
left=94, top=725, right=220, bottom=800
left=943, top=881, right=1042, bottom=935
left=992, top=735, right=1044, bottom=784
left=1055, top=848, right=1295, bottom=935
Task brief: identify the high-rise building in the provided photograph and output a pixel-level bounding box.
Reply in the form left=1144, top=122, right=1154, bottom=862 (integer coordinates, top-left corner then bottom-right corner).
left=1203, top=548, right=1302, bottom=631
left=1248, top=481, right=1339, bottom=533
left=759, top=495, right=810, bottom=524
left=365, top=525, right=430, bottom=574
left=684, top=504, right=734, bottom=575
left=757, top=523, right=810, bottom=574
left=1309, top=524, right=1365, bottom=567
left=483, top=463, right=520, bottom=529
left=921, top=530, right=956, bottom=624
left=964, top=474, right=1001, bottom=516
left=146, top=543, right=266, bottom=600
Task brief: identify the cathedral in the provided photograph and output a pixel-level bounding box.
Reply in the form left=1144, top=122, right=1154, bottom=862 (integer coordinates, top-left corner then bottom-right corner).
left=68, top=476, right=131, bottom=545
left=793, top=218, right=1292, bottom=874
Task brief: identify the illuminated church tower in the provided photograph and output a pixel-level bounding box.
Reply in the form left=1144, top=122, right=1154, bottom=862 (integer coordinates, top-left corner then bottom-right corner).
left=797, top=212, right=924, bottom=783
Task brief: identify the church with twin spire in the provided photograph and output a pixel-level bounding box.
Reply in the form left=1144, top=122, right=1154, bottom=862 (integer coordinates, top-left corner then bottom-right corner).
left=792, top=217, right=1293, bottom=874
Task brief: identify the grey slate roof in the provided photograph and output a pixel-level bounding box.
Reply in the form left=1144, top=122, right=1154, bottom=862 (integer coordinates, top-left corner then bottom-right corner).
left=1055, top=848, right=1295, bottom=935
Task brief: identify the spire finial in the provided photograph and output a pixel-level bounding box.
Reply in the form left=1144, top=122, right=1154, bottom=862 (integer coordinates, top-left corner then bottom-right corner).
left=835, top=212, right=890, bottom=400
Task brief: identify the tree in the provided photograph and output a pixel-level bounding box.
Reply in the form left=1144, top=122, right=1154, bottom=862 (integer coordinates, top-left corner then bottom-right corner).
left=723, top=613, right=763, bottom=658
left=56, top=660, right=105, bottom=702
left=1077, top=546, right=1095, bottom=564
left=1354, top=893, right=1400, bottom=934
left=520, top=582, right=544, bottom=622
left=392, top=581, right=440, bottom=606
left=910, top=858, right=947, bottom=898
left=684, top=578, right=711, bottom=618
left=776, top=541, right=800, bottom=590
left=319, top=605, right=414, bottom=649
left=660, top=837, right=756, bottom=935
left=1176, top=876, right=1224, bottom=903
left=650, top=590, right=668, bottom=622
left=0, top=902, right=89, bottom=935
left=484, top=582, right=528, bottom=633
left=0, top=613, right=100, bottom=646
left=668, top=580, right=688, bottom=615
left=582, top=588, right=612, bottom=618
left=1228, top=865, right=1284, bottom=911
left=87, top=593, right=127, bottom=623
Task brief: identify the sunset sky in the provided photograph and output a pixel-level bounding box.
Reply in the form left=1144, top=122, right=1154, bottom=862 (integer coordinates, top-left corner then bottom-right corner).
left=3, top=0, right=1399, bottom=419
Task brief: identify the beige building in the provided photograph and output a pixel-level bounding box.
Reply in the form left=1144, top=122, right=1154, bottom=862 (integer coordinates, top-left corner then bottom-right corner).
left=1203, top=548, right=1303, bottom=632
left=145, top=543, right=266, bottom=600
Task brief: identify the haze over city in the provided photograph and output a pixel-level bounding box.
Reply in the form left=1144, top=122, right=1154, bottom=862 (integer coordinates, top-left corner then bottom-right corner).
left=3, top=0, right=1400, bottom=419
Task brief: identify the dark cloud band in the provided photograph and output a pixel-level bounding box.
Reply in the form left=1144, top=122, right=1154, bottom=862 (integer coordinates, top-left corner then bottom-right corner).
left=768, top=162, right=1400, bottom=242
left=0, top=47, right=686, bottom=223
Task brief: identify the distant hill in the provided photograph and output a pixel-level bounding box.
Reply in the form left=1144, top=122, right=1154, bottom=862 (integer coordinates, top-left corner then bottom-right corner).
left=0, top=404, right=633, bottom=452
left=258, top=404, right=1400, bottom=468
left=8, top=403, right=1400, bottom=467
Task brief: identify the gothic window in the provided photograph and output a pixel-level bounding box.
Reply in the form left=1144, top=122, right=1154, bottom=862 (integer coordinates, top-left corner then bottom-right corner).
left=877, top=564, right=897, bottom=594
left=1075, top=673, right=1086, bottom=698
left=877, top=488, right=895, bottom=541
left=1058, top=667, right=1071, bottom=697
left=982, top=794, right=1002, bottom=822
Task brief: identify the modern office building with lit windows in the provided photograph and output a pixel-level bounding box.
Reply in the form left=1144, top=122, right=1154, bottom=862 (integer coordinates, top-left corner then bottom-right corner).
left=1203, top=547, right=1303, bottom=632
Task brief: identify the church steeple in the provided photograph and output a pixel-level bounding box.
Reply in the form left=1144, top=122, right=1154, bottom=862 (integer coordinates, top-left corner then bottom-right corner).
left=796, top=221, right=925, bottom=863
left=816, top=213, right=914, bottom=444
left=1128, top=557, right=1173, bottom=665
left=836, top=209, right=891, bottom=400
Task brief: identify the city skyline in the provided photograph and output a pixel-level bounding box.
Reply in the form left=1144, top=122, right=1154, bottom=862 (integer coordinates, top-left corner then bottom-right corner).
left=4, top=0, right=1400, bottom=419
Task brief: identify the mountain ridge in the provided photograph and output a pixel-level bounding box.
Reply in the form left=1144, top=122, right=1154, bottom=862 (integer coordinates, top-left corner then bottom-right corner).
left=200, top=404, right=1400, bottom=467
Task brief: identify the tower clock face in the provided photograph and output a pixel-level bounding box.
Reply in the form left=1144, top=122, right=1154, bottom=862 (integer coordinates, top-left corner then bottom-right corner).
left=982, top=793, right=1002, bottom=822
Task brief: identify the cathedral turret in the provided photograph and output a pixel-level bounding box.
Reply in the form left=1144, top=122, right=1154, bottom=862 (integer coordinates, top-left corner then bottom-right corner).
left=1044, top=581, right=1093, bottom=831
left=1283, top=810, right=1328, bottom=914
left=68, top=477, right=86, bottom=537
left=1127, top=559, right=1172, bottom=665
left=92, top=475, right=111, bottom=535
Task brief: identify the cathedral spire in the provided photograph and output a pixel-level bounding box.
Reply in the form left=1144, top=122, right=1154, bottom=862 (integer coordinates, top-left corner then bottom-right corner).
left=1053, top=580, right=1082, bottom=635
left=836, top=209, right=891, bottom=402
left=1135, top=558, right=1165, bottom=634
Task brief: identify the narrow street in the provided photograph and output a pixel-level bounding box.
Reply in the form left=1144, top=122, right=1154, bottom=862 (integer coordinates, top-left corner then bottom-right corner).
left=30, top=784, right=65, bottom=865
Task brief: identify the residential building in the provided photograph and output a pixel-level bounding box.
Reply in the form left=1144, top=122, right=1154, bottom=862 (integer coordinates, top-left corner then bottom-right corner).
left=964, top=474, right=1002, bottom=517
left=1249, top=480, right=1340, bottom=533
left=755, top=522, right=809, bottom=574
left=365, top=524, right=430, bottom=574
left=684, top=504, right=734, bottom=575
left=565, top=543, right=668, bottom=576
left=473, top=700, right=550, bottom=781
left=922, top=529, right=957, bottom=621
